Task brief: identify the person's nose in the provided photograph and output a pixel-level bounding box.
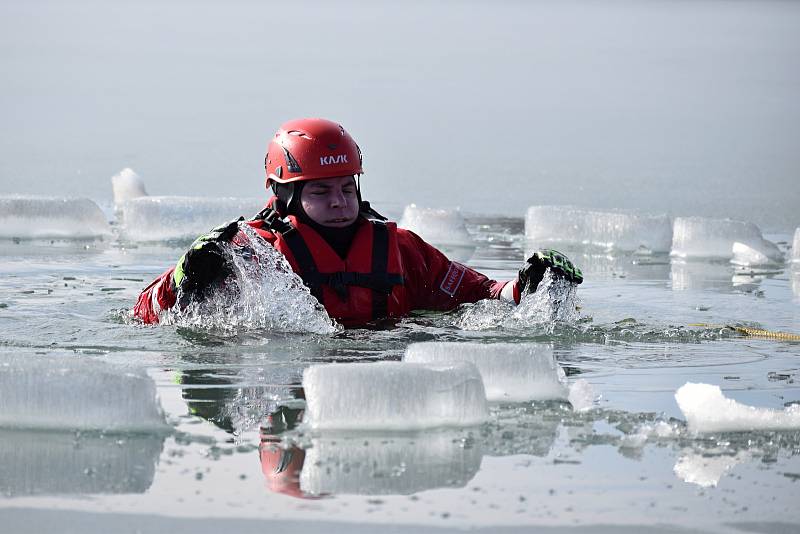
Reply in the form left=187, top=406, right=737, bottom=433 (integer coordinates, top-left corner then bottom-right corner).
left=330, top=189, right=347, bottom=208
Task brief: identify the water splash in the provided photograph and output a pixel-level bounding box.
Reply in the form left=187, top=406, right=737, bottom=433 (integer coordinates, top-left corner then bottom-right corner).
left=163, top=223, right=340, bottom=335
left=453, top=269, right=581, bottom=331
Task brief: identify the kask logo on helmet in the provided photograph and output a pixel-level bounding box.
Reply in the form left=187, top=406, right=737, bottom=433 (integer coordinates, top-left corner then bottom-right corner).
left=319, top=155, right=348, bottom=166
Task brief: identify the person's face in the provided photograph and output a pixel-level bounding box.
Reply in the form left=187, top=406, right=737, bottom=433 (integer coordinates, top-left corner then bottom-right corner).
left=300, top=175, right=360, bottom=228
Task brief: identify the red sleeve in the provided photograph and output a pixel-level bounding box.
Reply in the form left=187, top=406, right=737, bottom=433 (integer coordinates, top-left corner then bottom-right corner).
left=396, top=228, right=509, bottom=311
left=133, top=220, right=278, bottom=324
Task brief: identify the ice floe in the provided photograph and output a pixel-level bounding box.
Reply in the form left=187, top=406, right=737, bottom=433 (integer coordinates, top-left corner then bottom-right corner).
left=524, top=205, right=673, bottom=252
left=0, top=355, right=167, bottom=432
left=671, top=216, right=782, bottom=262
left=675, top=382, right=800, bottom=433
left=0, top=195, right=111, bottom=240
left=793, top=228, right=800, bottom=263
left=398, top=204, right=475, bottom=261
left=403, top=342, right=568, bottom=402
left=298, top=429, right=483, bottom=495
left=302, top=361, right=489, bottom=430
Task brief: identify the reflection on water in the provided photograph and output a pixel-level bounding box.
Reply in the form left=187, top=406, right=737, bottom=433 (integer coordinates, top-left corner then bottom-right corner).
left=670, top=260, right=736, bottom=291
left=0, top=430, right=163, bottom=497
left=792, top=267, right=800, bottom=299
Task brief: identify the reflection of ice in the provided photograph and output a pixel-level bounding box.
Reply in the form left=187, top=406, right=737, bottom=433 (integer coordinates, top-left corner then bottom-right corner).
left=299, top=429, right=483, bottom=496
left=302, top=361, right=488, bottom=430
left=674, top=451, right=751, bottom=488
left=520, top=247, right=671, bottom=282
left=0, top=355, right=167, bottom=432
left=671, top=216, right=782, bottom=261
left=0, top=195, right=111, bottom=240
left=399, top=204, right=475, bottom=262
left=670, top=259, right=735, bottom=291
left=525, top=205, right=672, bottom=252
left=403, top=342, right=567, bottom=402
left=675, top=383, right=800, bottom=433
left=0, top=430, right=163, bottom=496
left=792, top=267, right=800, bottom=298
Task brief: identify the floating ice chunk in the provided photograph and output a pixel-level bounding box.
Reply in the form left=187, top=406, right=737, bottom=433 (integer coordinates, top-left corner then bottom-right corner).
left=403, top=342, right=567, bottom=402
left=111, top=167, right=147, bottom=205
left=117, top=196, right=264, bottom=242
left=567, top=379, right=595, bottom=412
left=525, top=205, right=672, bottom=252
left=673, top=451, right=751, bottom=488
left=0, top=430, right=163, bottom=496
left=731, top=241, right=784, bottom=267
left=0, top=355, right=167, bottom=432
left=620, top=421, right=676, bottom=449
left=399, top=204, right=473, bottom=246
left=671, top=216, right=782, bottom=261
left=298, top=430, right=483, bottom=496
left=793, top=228, right=800, bottom=263
left=302, top=361, right=488, bottom=430
left=675, top=382, right=800, bottom=433
left=0, top=195, right=111, bottom=240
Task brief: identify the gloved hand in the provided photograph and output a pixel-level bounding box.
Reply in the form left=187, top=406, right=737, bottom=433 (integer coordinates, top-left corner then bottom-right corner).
left=518, top=249, right=583, bottom=295
left=172, top=218, right=243, bottom=298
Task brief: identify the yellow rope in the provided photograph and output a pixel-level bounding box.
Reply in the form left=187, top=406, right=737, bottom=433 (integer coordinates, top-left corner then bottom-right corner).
left=688, top=323, right=800, bottom=341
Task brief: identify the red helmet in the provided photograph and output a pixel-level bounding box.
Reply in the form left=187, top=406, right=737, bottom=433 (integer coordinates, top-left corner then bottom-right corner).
left=265, top=118, right=363, bottom=189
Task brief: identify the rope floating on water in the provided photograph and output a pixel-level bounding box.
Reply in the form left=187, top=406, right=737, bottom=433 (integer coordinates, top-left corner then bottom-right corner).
left=688, top=323, right=800, bottom=341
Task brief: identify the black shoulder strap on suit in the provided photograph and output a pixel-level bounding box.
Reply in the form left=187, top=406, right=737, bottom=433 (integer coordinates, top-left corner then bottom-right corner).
left=370, top=220, right=390, bottom=319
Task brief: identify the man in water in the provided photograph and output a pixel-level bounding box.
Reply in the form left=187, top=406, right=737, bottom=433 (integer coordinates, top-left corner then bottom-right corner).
left=134, top=118, right=582, bottom=327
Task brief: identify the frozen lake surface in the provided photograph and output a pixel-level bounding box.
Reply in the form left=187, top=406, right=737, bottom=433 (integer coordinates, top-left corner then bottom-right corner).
left=0, top=211, right=798, bottom=533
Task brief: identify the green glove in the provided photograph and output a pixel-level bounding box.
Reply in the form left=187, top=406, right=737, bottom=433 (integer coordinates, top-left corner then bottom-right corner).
left=173, top=218, right=243, bottom=297
left=518, top=249, right=583, bottom=295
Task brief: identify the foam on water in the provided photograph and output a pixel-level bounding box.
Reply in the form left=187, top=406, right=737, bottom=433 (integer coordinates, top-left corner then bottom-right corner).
left=0, top=195, right=111, bottom=240
left=675, top=382, right=800, bottom=434
left=302, top=361, right=489, bottom=430
left=116, top=196, right=265, bottom=242
left=0, top=355, right=167, bottom=432
left=524, top=205, right=673, bottom=252
left=671, top=216, right=782, bottom=261
left=793, top=228, right=800, bottom=263
left=403, top=342, right=568, bottom=402
left=111, top=168, right=147, bottom=205
left=453, top=270, right=581, bottom=331
left=163, top=223, right=339, bottom=335
left=298, top=430, right=483, bottom=495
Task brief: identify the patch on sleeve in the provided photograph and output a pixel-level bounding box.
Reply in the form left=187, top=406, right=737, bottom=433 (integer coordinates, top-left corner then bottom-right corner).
left=439, top=262, right=467, bottom=297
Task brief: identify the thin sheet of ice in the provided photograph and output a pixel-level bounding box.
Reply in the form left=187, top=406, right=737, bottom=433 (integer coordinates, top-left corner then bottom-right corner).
left=302, top=361, right=489, bottom=430
left=0, top=430, right=162, bottom=496
left=117, top=196, right=264, bottom=242
left=671, top=216, right=782, bottom=261
left=398, top=204, right=473, bottom=246
left=403, top=342, right=568, bottom=402
left=793, top=228, right=800, bottom=263
left=0, top=195, right=111, bottom=240
left=298, top=430, right=483, bottom=496
left=525, top=205, right=672, bottom=252
left=0, top=355, right=167, bottom=432
left=164, top=223, right=339, bottom=335
left=675, top=382, right=800, bottom=433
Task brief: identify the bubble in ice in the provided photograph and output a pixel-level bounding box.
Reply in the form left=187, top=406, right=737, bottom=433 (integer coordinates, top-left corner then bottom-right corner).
left=0, top=354, right=167, bottom=433
left=299, top=429, right=483, bottom=496
left=525, top=205, right=673, bottom=252
left=111, top=167, right=148, bottom=205
left=675, top=382, right=800, bottom=434
left=164, top=223, right=340, bottom=335
left=0, top=195, right=111, bottom=240
left=670, top=216, right=782, bottom=261
left=116, top=196, right=264, bottom=243
left=403, top=342, right=568, bottom=402
left=302, top=361, right=489, bottom=430
left=453, top=270, right=581, bottom=331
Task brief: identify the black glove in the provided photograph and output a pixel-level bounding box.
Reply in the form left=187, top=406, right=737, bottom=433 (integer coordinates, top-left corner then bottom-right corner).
left=172, top=218, right=242, bottom=298
left=518, top=249, right=583, bottom=295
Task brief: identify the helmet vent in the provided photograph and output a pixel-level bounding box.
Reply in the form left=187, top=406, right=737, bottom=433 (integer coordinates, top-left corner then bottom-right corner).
left=287, top=130, right=311, bottom=139
left=281, top=147, right=303, bottom=173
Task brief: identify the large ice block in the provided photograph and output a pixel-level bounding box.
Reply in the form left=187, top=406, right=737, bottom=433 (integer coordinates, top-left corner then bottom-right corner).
left=793, top=227, right=800, bottom=263
left=298, top=429, right=483, bottom=495
left=117, top=196, right=264, bottom=242
left=671, top=216, right=782, bottom=261
left=675, top=382, right=800, bottom=433
left=0, top=355, right=168, bottom=432
left=524, top=205, right=672, bottom=252
left=398, top=204, right=473, bottom=246
left=302, top=361, right=488, bottom=430
left=403, top=342, right=567, bottom=402
left=0, top=430, right=163, bottom=496
left=0, top=196, right=111, bottom=240
left=111, top=167, right=148, bottom=205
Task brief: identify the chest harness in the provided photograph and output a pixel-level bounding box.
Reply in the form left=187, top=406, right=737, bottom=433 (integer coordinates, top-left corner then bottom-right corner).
left=253, top=206, right=405, bottom=320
